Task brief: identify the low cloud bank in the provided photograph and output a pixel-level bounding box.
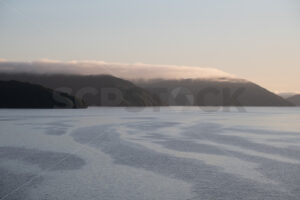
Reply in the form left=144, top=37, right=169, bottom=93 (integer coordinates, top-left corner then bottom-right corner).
left=0, top=59, right=236, bottom=80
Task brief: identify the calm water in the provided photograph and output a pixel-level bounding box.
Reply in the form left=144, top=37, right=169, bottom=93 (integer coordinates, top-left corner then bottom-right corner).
left=0, top=107, right=300, bottom=200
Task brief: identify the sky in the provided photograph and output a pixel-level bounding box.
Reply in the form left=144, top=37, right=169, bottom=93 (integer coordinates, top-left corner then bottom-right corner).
left=0, top=0, right=299, bottom=93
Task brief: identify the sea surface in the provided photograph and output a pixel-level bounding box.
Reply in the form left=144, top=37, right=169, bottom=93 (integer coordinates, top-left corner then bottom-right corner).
left=1, top=107, right=300, bottom=200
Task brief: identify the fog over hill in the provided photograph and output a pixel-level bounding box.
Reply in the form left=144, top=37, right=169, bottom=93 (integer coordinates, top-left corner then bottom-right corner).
left=0, top=59, right=294, bottom=107
left=0, top=59, right=235, bottom=80
left=278, top=92, right=297, bottom=99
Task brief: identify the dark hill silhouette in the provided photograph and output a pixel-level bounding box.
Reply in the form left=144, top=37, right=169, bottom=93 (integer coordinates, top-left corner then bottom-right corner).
left=287, top=95, right=300, bottom=106
left=0, top=80, right=86, bottom=108
left=135, top=78, right=294, bottom=106
left=0, top=74, right=160, bottom=106
left=0, top=74, right=293, bottom=107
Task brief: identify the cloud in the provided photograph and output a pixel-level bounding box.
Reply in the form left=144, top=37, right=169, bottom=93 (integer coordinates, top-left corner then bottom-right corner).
left=0, top=59, right=236, bottom=80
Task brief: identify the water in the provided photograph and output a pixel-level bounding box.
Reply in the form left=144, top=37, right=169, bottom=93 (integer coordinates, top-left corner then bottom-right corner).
left=0, top=107, right=300, bottom=200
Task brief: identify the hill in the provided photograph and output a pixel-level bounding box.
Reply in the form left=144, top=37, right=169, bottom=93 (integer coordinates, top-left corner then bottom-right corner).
left=0, top=80, right=86, bottom=108
left=287, top=95, right=300, bottom=106
left=0, top=74, right=293, bottom=107
left=0, top=74, right=160, bottom=107
left=135, top=78, right=294, bottom=107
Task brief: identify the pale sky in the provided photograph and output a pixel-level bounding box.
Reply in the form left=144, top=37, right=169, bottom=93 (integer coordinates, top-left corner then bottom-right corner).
left=0, top=0, right=299, bottom=93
